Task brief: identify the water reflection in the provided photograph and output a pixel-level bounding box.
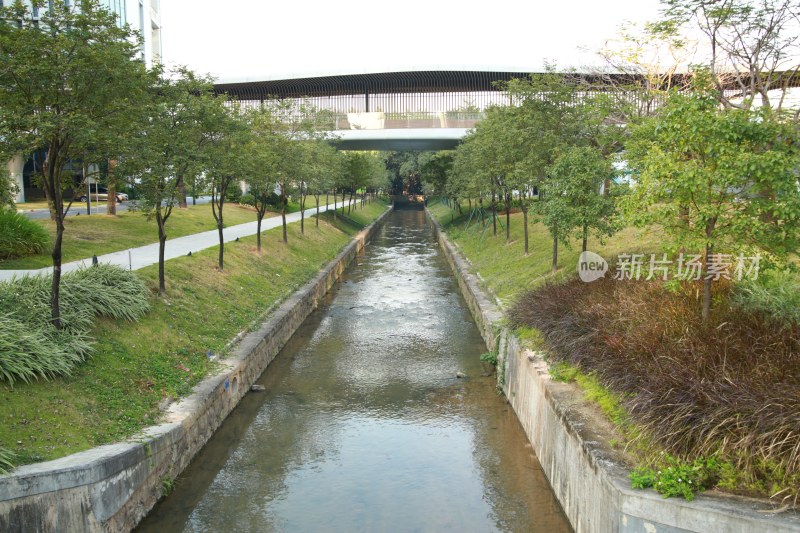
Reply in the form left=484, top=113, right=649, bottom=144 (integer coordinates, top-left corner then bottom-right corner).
left=137, top=208, right=571, bottom=533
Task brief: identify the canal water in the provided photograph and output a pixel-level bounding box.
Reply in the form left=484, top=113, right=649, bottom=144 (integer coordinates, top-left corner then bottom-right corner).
left=137, top=207, right=571, bottom=532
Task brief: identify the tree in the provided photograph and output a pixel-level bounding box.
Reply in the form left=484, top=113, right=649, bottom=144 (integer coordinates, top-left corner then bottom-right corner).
left=663, top=0, right=800, bottom=119
left=119, top=69, right=217, bottom=295
left=384, top=151, right=426, bottom=196
left=507, top=72, right=617, bottom=264
left=204, top=100, right=250, bottom=271
left=342, top=151, right=383, bottom=214
left=295, top=130, right=335, bottom=234
left=626, top=92, right=800, bottom=319
left=544, top=146, right=617, bottom=254
left=0, top=0, right=156, bottom=327
left=303, top=141, right=338, bottom=229
left=366, top=155, right=389, bottom=201
left=420, top=151, right=454, bottom=199
left=246, top=106, right=284, bottom=251
left=260, top=99, right=322, bottom=243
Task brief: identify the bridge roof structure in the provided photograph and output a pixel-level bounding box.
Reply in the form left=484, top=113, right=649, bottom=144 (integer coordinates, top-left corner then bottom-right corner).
left=215, top=70, right=541, bottom=100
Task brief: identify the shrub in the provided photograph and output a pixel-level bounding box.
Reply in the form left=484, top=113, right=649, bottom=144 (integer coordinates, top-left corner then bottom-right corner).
left=225, top=186, right=242, bottom=203
left=630, top=456, right=722, bottom=501
left=0, top=208, right=49, bottom=260
left=479, top=350, right=498, bottom=366
left=0, top=265, right=149, bottom=383
left=239, top=193, right=255, bottom=207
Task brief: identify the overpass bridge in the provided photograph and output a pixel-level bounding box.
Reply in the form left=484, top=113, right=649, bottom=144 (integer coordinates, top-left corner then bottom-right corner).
left=215, top=69, right=767, bottom=151
left=213, top=70, right=521, bottom=150
left=213, top=70, right=642, bottom=151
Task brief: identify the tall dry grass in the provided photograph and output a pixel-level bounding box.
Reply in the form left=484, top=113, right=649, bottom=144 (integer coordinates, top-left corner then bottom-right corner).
left=510, top=277, right=800, bottom=502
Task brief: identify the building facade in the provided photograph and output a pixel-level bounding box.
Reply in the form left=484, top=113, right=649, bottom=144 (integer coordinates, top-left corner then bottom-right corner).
left=4, top=0, right=162, bottom=203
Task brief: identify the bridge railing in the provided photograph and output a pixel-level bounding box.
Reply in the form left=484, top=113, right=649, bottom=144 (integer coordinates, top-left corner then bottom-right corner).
left=330, top=111, right=484, bottom=131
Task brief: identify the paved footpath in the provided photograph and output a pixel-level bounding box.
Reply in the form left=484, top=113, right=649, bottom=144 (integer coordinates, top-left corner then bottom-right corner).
left=0, top=200, right=357, bottom=282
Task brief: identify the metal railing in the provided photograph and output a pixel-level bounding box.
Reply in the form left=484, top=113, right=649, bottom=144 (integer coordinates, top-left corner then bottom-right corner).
left=330, top=111, right=484, bottom=131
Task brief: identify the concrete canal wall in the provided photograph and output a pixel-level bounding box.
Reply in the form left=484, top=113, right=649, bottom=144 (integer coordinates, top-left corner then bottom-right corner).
left=0, top=206, right=392, bottom=533
left=427, top=210, right=800, bottom=533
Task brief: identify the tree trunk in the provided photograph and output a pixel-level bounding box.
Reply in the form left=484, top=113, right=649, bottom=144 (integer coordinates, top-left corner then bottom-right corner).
left=701, top=218, right=717, bottom=321
left=300, top=194, right=305, bottom=235
left=505, top=194, right=511, bottom=242
left=177, top=174, right=187, bottom=208
left=491, top=191, right=497, bottom=236
left=51, top=220, right=64, bottom=328
left=315, top=194, right=320, bottom=227
left=523, top=205, right=529, bottom=255
left=348, top=192, right=354, bottom=214
left=154, top=207, right=171, bottom=296
left=552, top=234, right=558, bottom=273
left=582, top=224, right=588, bottom=253
left=702, top=241, right=713, bottom=321
left=42, top=145, right=65, bottom=327
left=158, top=225, right=167, bottom=296
left=106, top=160, right=117, bottom=216
left=256, top=213, right=263, bottom=251
left=678, top=205, right=689, bottom=254
left=217, top=222, right=224, bottom=271
left=281, top=192, right=288, bottom=244
left=211, top=183, right=227, bottom=271
left=330, top=190, right=335, bottom=220
left=341, top=190, right=346, bottom=215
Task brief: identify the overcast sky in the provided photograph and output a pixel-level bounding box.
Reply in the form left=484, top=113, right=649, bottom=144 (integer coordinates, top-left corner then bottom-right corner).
left=160, top=0, right=665, bottom=82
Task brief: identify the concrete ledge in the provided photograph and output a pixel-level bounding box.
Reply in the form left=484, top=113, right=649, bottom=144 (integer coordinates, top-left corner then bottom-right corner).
left=0, top=205, right=393, bottom=533
left=426, top=209, right=800, bottom=533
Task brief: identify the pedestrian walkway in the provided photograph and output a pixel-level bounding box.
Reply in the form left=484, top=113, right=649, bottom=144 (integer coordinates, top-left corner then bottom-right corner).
left=0, top=201, right=357, bottom=282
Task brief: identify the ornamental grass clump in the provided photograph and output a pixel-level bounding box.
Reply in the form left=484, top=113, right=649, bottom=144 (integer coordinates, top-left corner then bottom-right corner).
left=509, top=276, right=800, bottom=504
left=731, top=270, right=800, bottom=329
left=0, top=208, right=49, bottom=260
left=0, top=446, right=14, bottom=474
left=0, top=265, right=149, bottom=384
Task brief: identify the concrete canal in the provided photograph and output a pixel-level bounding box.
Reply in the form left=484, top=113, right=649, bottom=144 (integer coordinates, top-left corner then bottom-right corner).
left=137, top=207, right=571, bottom=532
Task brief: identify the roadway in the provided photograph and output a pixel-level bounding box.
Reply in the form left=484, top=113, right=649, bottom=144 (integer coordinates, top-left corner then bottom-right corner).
left=18, top=196, right=213, bottom=220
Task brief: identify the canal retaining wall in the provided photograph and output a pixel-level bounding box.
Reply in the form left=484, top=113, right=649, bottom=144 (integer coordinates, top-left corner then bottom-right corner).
left=0, top=205, right=393, bottom=533
left=427, top=209, right=800, bottom=533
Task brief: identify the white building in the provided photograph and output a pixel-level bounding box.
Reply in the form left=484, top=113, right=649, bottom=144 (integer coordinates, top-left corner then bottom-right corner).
left=4, top=0, right=162, bottom=203
left=124, top=0, right=162, bottom=67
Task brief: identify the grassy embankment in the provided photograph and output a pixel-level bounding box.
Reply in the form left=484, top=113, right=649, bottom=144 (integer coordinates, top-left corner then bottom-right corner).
left=427, top=200, right=799, bottom=505
left=0, top=200, right=388, bottom=465
left=1, top=201, right=302, bottom=270
left=427, top=201, right=663, bottom=304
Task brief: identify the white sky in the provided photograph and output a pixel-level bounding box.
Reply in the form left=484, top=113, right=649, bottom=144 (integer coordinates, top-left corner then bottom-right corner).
left=160, top=0, right=665, bottom=82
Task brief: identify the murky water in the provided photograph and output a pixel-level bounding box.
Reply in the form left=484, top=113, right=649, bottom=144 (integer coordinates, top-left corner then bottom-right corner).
left=137, top=207, right=571, bottom=533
